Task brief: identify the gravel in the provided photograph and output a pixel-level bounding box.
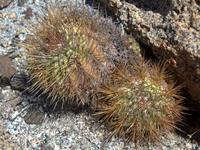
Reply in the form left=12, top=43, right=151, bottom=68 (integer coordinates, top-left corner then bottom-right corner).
left=0, top=0, right=200, bottom=149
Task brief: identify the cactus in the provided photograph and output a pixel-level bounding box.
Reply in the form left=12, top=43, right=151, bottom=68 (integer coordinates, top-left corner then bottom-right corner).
left=22, top=2, right=116, bottom=107
left=96, top=57, right=186, bottom=145
left=21, top=1, right=142, bottom=108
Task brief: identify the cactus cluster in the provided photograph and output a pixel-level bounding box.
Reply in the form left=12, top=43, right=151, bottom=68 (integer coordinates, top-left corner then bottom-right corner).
left=21, top=1, right=186, bottom=147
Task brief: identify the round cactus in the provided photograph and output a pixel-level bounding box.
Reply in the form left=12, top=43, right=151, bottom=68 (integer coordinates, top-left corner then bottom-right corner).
left=22, top=2, right=116, bottom=107
left=96, top=57, right=185, bottom=145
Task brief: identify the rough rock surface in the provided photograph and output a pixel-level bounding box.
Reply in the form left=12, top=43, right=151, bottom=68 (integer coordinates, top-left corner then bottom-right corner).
left=0, top=0, right=13, bottom=9
left=97, top=0, right=200, bottom=110
left=0, top=55, right=16, bottom=87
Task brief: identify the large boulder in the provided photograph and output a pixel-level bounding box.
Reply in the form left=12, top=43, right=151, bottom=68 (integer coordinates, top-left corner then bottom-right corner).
left=96, top=0, right=200, bottom=110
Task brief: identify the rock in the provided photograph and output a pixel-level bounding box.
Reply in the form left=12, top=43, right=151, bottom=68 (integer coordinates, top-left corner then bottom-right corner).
left=0, top=55, right=16, bottom=87
left=10, top=72, right=29, bottom=91
left=23, top=107, right=44, bottom=125
left=41, top=142, right=54, bottom=150
left=0, top=12, right=6, bottom=18
left=0, top=0, right=13, bottom=10
left=9, top=12, right=17, bottom=19
left=24, top=7, right=33, bottom=19
left=185, top=142, right=193, bottom=149
left=18, top=0, right=27, bottom=6
left=97, top=0, right=200, bottom=111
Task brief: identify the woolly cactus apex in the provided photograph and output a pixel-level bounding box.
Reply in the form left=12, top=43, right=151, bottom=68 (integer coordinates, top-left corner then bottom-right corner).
left=96, top=57, right=186, bottom=145
left=22, top=2, right=115, bottom=107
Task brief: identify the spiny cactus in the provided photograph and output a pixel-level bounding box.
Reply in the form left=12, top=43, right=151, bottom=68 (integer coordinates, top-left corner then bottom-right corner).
left=21, top=1, right=140, bottom=108
left=96, top=57, right=186, bottom=145
left=22, top=2, right=115, bottom=107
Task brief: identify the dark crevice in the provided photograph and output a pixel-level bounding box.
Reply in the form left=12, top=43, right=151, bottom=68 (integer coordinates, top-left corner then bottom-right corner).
left=124, top=0, right=174, bottom=16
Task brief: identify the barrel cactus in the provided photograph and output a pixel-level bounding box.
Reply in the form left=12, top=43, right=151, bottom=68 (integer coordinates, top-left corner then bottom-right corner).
left=96, top=57, right=185, bottom=145
left=22, top=2, right=115, bottom=107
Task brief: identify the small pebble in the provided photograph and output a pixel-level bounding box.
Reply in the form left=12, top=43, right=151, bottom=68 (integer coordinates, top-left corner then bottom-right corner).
left=9, top=12, right=17, bottom=18
left=186, top=143, right=193, bottom=149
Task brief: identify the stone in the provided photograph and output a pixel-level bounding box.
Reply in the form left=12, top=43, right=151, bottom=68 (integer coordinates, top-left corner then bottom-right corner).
left=97, top=0, right=200, bottom=111
left=41, top=142, right=54, bottom=150
left=24, top=7, right=33, bottom=19
left=9, top=12, right=17, bottom=19
left=0, top=55, right=16, bottom=87
left=10, top=72, right=29, bottom=91
left=0, top=0, right=13, bottom=9
left=0, top=12, right=6, bottom=18
left=18, top=0, right=27, bottom=6
left=23, top=107, right=44, bottom=125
